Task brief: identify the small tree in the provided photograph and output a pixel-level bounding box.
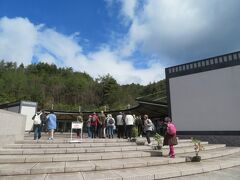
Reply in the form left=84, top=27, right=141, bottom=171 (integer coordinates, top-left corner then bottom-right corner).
left=154, top=133, right=163, bottom=146
left=131, top=127, right=138, bottom=139
left=191, top=138, right=204, bottom=156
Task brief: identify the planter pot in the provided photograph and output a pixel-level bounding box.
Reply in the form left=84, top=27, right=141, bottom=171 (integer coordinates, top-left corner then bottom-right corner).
left=130, top=138, right=137, bottom=142
left=136, top=141, right=145, bottom=145
left=152, top=145, right=162, bottom=150
left=191, top=156, right=201, bottom=162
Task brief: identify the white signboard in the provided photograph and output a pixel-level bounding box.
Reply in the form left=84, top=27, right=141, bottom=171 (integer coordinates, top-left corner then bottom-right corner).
left=70, top=121, right=83, bottom=142
left=71, top=122, right=83, bottom=129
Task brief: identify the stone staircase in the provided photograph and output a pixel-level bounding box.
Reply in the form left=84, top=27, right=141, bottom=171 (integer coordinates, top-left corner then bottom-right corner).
left=0, top=133, right=240, bottom=180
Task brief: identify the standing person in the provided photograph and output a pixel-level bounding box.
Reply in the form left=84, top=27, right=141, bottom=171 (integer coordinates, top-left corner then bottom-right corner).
left=143, top=114, right=153, bottom=145
left=76, top=113, right=83, bottom=138
left=98, top=111, right=106, bottom=138
left=122, top=112, right=127, bottom=138
left=157, top=119, right=166, bottom=136
left=91, top=112, right=99, bottom=138
left=125, top=112, right=135, bottom=140
left=46, top=110, right=57, bottom=140
left=87, top=115, right=92, bottom=138
left=40, top=111, right=47, bottom=133
left=163, top=117, right=178, bottom=158
left=116, top=112, right=124, bottom=138
left=106, top=114, right=115, bottom=138
left=32, top=109, right=42, bottom=140
left=135, top=115, right=143, bottom=137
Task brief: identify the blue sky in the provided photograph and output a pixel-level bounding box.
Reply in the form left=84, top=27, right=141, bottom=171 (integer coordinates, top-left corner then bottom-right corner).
left=1, top=0, right=240, bottom=85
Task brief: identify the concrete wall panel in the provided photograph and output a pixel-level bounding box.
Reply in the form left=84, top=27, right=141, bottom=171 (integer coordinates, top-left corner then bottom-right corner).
left=0, top=109, right=26, bottom=147
left=169, top=65, right=240, bottom=131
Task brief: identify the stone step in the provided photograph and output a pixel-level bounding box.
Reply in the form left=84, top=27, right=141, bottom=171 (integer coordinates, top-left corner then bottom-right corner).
left=0, top=144, right=227, bottom=164
left=3, top=141, right=208, bottom=149
left=75, top=152, right=240, bottom=180
left=16, top=138, right=129, bottom=144
left=0, top=147, right=239, bottom=176
left=0, top=142, right=211, bottom=155
left=4, top=142, right=138, bottom=149
left=182, top=147, right=240, bottom=160
left=0, top=151, right=152, bottom=164
left=17, top=137, right=192, bottom=144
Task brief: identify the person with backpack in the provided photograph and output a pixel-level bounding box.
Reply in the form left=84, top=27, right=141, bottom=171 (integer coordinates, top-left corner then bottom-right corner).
left=106, top=114, right=115, bottom=138
left=32, top=109, right=43, bottom=140
left=163, top=117, right=178, bottom=158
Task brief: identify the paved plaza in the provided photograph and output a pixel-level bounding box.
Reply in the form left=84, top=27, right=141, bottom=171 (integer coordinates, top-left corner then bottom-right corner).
left=0, top=133, right=239, bottom=180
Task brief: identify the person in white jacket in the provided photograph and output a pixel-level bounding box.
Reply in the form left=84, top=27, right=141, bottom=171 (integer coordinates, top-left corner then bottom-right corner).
left=32, top=110, right=43, bottom=140
left=124, top=112, right=135, bottom=140
left=116, top=112, right=124, bottom=138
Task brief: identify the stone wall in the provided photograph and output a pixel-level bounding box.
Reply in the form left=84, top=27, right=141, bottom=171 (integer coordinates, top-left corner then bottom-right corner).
left=0, top=109, right=26, bottom=147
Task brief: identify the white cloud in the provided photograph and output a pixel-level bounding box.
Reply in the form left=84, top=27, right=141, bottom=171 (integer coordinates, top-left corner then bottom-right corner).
left=0, top=17, right=37, bottom=64
left=120, top=0, right=137, bottom=20
left=118, top=0, right=240, bottom=63
left=0, top=16, right=165, bottom=85
left=1, top=0, right=240, bottom=85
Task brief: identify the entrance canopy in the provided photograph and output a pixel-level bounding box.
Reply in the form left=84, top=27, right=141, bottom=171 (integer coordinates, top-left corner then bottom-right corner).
left=47, top=99, right=168, bottom=121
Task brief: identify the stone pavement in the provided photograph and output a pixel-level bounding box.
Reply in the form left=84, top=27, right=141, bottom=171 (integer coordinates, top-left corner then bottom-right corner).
left=168, top=165, right=240, bottom=180
left=0, top=133, right=239, bottom=179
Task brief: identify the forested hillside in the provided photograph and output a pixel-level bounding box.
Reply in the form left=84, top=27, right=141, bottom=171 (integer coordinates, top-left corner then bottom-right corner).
left=0, top=60, right=166, bottom=111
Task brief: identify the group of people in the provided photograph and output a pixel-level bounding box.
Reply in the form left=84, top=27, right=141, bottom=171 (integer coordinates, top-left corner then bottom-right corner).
left=32, top=109, right=56, bottom=141
left=79, top=111, right=178, bottom=158
left=83, top=111, right=139, bottom=140
left=84, top=111, right=117, bottom=139
left=31, top=109, right=177, bottom=158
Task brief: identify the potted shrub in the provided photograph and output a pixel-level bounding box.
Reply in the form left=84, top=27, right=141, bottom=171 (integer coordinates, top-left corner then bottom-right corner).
left=131, top=127, right=138, bottom=142
left=152, top=133, right=163, bottom=150
left=135, top=139, right=146, bottom=145
left=191, top=137, right=204, bottom=162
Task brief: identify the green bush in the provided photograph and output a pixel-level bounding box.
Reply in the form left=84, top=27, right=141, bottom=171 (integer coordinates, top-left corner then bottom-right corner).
left=154, top=133, right=163, bottom=146
left=131, top=127, right=138, bottom=138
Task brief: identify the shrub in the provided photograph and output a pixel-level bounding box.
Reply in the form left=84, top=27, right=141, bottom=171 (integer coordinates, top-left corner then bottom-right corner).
left=191, top=137, right=204, bottom=156
left=131, top=127, right=138, bottom=138
left=154, top=133, right=163, bottom=146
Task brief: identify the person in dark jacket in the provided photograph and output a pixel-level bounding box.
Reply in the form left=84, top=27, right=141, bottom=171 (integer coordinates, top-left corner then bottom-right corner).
left=163, top=117, right=178, bottom=158
left=76, top=113, right=83, bottom=138
left=91, top=112, right=99, bottom=138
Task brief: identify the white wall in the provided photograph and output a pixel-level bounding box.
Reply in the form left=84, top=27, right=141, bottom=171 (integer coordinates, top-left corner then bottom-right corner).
left=0, top=110, right=26, bottom=147
left=169, top=65, right=240, bottom=131
left=20, top=105, right=36, bottom=131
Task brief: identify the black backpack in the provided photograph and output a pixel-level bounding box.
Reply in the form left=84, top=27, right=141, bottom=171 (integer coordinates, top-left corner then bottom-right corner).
left=109, top=118, right=114, bottom=124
